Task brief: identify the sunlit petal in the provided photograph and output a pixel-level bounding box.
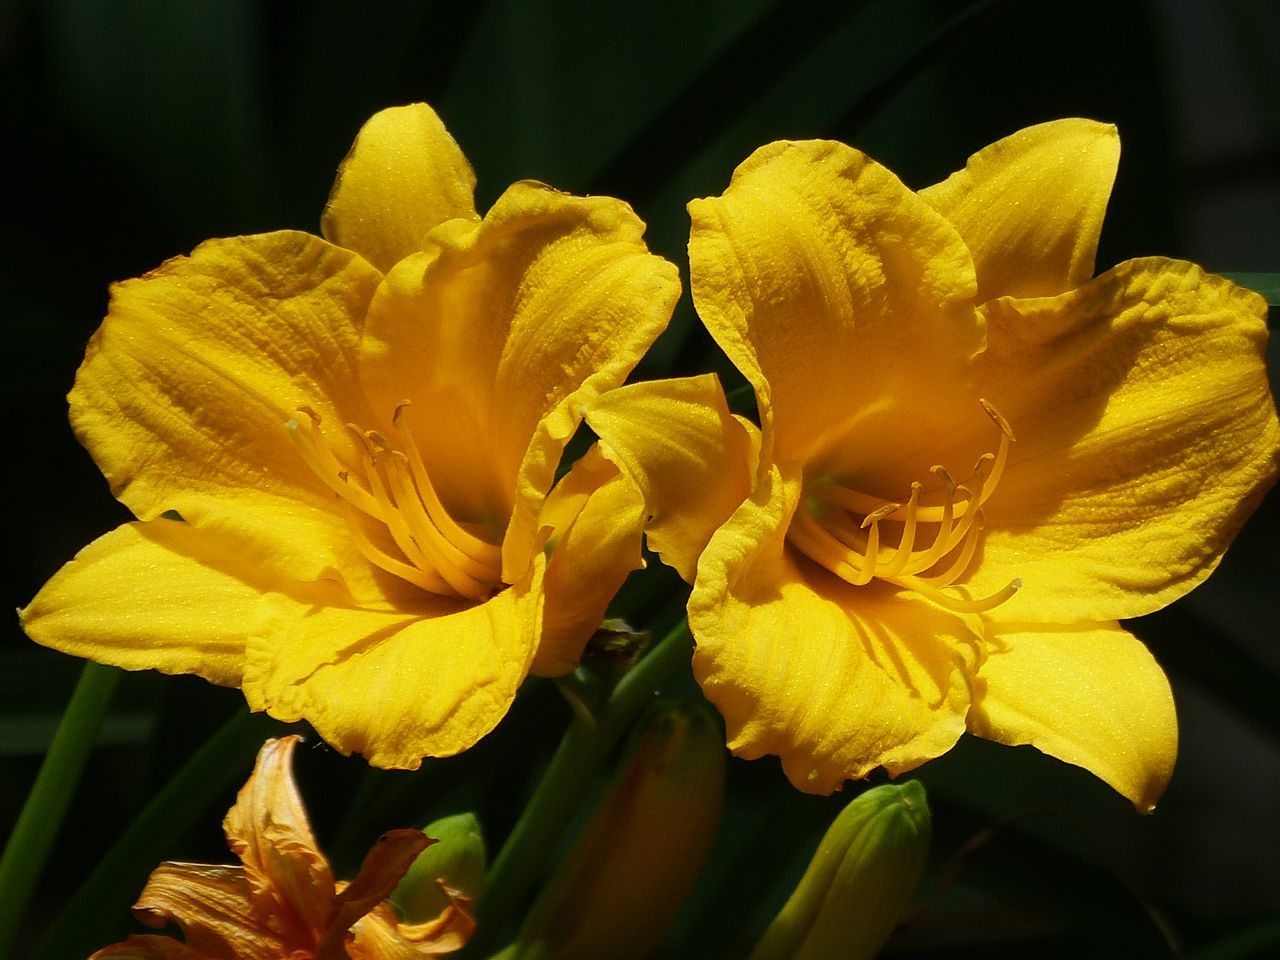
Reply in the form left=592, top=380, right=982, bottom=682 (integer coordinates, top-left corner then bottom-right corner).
left=964, top=259, right=1280, bottom=622
left=21, top=520, right=262, bottom=686
left=690, top=465, right=983, bottom=793
left=536, top=446, right=646, bottom=675
left=70, top=231, right=384, bottom=591
left=921, top=118, right=1120, bottom=301
left=687, top=139, right=981, bottom=466
left=320, top=829, right=432, bottom=957
left=586, top=374, right=757, bottom=583
left=243, top=563, right=543, bottom=768
left=322, top=103, right=478, bottom=272
left=970, top=621, right=1177, bottom=812
left=359, top=182, right=679, bottom=582
left=223, top=736, right=335, bottom=939
left=129, top=863, right=281, bottom=960
left=350, top=898, right=476, bottom=959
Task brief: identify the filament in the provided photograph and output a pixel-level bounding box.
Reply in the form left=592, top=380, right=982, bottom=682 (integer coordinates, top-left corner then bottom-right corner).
left=287, top=407, right=503, bottom=600
left=790, top=400, right=1019, bottom=613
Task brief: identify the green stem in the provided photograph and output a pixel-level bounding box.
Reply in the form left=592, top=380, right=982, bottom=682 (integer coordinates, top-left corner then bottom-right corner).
left=466, top=620, right=693, bottom=955
left=33, top=707, right=276, bottom=960
left=0, top=662, right=121, bottom=957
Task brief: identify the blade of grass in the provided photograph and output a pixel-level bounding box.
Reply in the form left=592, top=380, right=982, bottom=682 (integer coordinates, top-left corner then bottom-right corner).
left=32, top=707, right=277, bottom=960
left=0, top=662, right=120, bottom=958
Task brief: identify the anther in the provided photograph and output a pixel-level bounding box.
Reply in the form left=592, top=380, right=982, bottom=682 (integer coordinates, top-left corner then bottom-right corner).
left=287, top=408, right=503, bottom=601
left=860, top=502, right=900, bottom=529
left=931, top=465, right=957, bottom=494
left=979, top=398, right=1016, bottom=441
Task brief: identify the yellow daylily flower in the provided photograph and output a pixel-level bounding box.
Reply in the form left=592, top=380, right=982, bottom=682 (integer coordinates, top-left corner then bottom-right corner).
left=587, top=120, right=1280, bottom=810
left=89, top=736, right=474, bottom=959
left=21, top=104, right=678, bottom=767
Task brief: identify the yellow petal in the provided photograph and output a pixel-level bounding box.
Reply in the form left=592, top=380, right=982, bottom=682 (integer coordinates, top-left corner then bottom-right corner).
left=963, top=259, right=1280, bottom=622
left=321, top=103, right=479, bottom=272
left=21, top=520, right=262, bottom=686
left=224, top=737, right=335, bottom=939
left=71, top=230, right=386, bottom=591
left=968, top=622, right=1177, bottom=812
left=242, top=563, right=544, bottom=768
left=585, top=374, right=758, bottom=583
left=690, top=464, right=983, bottom=794
left=535, top=446, right=646, bottom=676
left=129, top=863, right=281, bottom=960
left=687, top=140, right=980, bottom=466
left=358, top=181, right=679, bottom=581
left=921, top=119, right=1120, bottom=302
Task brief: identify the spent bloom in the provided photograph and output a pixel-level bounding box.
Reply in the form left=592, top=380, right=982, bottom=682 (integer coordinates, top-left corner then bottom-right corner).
left=587, top=119, right=1279, bottom=809
left=22, top=104, right=676, bottom=766
left=90, top=736, right=473, bottom=959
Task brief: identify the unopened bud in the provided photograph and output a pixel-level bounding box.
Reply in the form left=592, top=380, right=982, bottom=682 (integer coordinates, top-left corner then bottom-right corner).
left=749, top=780, right=931, bottom=960
left=516, top=698, right=726, bottom=960
left=390, top=812, right=486, bottom=923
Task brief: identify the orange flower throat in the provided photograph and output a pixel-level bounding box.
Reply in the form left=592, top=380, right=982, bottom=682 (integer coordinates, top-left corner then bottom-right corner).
left=288, top=403, right=504, bottom=601
left=789, top=400, right=1020, bottom=614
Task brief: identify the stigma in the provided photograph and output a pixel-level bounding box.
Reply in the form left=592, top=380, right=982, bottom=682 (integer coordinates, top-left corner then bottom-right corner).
left=287, top=403, right=503, bottom=601
left=788, top=400, right=1020, bottom=614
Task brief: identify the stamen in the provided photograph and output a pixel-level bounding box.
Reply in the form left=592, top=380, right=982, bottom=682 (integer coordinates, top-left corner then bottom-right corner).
left=788, top=508, right=871, bottom=583
left=287, top=408, right=505, bottom=601
left=900, top=485, right=959, bottom=576
left=351, top=431, right=436, bottom=576
left=918, top=513, right=983, bottom=586
left=382, top=451, right=492, bottom=600
left=392, top=403, right=502, bottom=564
left=341, top=504, right=452, bottom=594
left=878, top=482, right=921, bottom=578
left=848, top=517, right=879, bottom=586
left=860, top=502, right=900, bottom=528
left=286, top=415, right=383, bottom=518
left=787, top=399, right=1020, bottom=614
left=979, top=398, right=1016, bottom=441
left=896, top=576, right=1021, bottom=614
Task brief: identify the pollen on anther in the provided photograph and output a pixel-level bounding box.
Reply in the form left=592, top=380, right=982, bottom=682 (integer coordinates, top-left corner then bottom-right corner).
left=979, top=398, right=1016, bottom=441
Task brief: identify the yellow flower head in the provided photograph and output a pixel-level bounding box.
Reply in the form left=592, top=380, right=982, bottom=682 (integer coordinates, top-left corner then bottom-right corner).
left=89, top=736, right=473, bottom=959
left=22, top=104, right=677, bottom=767
left=587, top=120, right=1280, bottom=810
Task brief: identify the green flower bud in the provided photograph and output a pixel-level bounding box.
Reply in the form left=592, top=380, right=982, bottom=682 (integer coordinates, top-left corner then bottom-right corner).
left=390, top=811, right=486, bottom=923
left=749, top=781, right=931, bottom=960
left=516, top=698, right=726, bottom=960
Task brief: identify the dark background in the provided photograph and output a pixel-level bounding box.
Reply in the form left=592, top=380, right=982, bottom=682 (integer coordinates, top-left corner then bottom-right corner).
left=3, top=1, right=1278, bottom=957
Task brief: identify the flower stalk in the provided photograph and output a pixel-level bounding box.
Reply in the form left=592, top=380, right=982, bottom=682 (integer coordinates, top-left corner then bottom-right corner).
left=463, top=619, right=694, bottom=956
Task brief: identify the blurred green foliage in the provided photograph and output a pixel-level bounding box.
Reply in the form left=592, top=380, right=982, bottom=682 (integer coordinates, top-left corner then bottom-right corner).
left=3, top=1, right=1278, bottom=957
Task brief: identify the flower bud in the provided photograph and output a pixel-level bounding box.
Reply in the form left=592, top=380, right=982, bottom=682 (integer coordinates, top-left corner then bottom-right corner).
left=749, top=780, right=931, bottom=960
left=390, top=811, right=486, bottom=923
left=515, top=698, right=726, bottom=960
